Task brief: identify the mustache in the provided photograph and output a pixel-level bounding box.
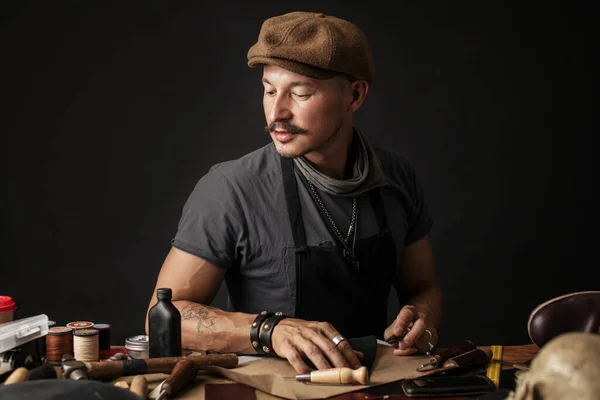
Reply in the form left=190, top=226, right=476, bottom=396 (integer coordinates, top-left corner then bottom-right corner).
left=264, top=121, right=307, bottom=135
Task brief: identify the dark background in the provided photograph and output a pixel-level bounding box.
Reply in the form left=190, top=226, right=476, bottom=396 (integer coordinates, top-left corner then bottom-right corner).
left=1, top=1, right=597, bottom=348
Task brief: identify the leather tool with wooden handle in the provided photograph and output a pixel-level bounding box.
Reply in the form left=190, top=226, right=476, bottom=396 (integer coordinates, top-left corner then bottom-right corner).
left=3, top=364, right=57, bottom=385
left=83, top=353, right=237, bottom=381
left=3, top=367, right=30, bottom=384
left=287, top=366, right=369, bottom=385
left=114, top=381, right=130, bottom=389
left=148, top=359, right=198, bottom=399
left=130, top=375, right=148, bottom=399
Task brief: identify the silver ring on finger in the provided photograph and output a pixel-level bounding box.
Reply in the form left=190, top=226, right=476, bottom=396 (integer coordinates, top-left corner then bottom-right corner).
left=332, top=335, right=347, bottom=346
left=424, top=329, right=435, bottom=354
left=424, top=329, right=433, bottom=341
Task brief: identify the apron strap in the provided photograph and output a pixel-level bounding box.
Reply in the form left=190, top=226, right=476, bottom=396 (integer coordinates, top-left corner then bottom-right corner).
left=368, top=188, right=388, bottom=231
left=280, top=157, right=307, bottom=248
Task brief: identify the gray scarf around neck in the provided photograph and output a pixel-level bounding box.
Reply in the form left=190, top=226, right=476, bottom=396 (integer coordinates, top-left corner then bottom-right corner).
left=293, top=127, right=388, bottom=197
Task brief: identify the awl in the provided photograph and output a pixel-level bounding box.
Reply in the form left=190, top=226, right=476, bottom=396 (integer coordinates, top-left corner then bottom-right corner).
left=285, top=366, right=369, bottom=385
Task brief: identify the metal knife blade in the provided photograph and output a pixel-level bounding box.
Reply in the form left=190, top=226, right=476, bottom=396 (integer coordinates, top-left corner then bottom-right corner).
left=147, top=380, right=165, bottom=400
left=147, top=359, right=197, bottom=400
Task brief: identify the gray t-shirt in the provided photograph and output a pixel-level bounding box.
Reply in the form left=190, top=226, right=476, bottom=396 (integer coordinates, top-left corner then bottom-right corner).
left=173, top=142, right=432, bottom=317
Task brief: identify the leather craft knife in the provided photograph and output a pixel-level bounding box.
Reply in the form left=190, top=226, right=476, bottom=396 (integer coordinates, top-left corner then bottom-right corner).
left=148, top=359, right=197, bottom=400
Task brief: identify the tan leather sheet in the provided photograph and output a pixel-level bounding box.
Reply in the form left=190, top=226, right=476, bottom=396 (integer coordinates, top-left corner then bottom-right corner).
left=187, top=344, right=431, bottom=399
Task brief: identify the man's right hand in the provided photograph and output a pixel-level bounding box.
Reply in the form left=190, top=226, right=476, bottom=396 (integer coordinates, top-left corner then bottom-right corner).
left=269, top=318, right=363, bottom=374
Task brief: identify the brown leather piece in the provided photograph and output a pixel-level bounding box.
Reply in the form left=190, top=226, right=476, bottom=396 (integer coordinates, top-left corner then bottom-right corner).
left=443, top=348, right=490, bottom=369
left=205, top=383, right=257, bottom=400
left=329, top=393, right=469, bottom=399
left=496, top=344, right=538, bottom=369
left=528, top=291, right=600, bottom=348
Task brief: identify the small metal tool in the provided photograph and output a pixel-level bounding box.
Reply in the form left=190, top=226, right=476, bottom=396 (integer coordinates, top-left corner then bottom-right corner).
left=384, top=327, right=410, bottom=345
left=62, top=359, right=88, bottom=380
left=492, top=359, right=530, bottom=370
left=386, top=327, right=435, bottom=355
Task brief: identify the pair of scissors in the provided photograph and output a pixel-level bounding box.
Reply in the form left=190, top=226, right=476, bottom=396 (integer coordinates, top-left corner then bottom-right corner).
left=385, top=327, right=435, bottom=355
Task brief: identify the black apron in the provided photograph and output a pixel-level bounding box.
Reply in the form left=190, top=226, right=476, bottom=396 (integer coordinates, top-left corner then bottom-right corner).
left=281, top=157, right=398, bottom=339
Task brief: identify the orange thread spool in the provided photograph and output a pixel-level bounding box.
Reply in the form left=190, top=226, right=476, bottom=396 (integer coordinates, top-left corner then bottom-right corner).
left=66, top=321, right=94, bottom=330
left=45, top=327, right=73, bottom=365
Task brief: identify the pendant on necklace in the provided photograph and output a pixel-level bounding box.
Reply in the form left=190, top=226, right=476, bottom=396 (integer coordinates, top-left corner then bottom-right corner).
left=343, top=248, right=360, bottom=269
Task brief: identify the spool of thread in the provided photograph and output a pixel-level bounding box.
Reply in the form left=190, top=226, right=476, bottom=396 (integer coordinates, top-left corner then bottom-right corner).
left=66, top=321, right=94, bottom=330
left=73, top=328, right=99, bottom=362
left=37, top=320, right=56, bottom=361
left=93, top=323, right=111, bottom=351
left=46, top=327, right=73, bottom=365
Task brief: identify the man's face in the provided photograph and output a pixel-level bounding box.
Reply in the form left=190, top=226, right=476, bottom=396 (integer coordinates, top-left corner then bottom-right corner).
left=262, top=64, right=351, bottom=158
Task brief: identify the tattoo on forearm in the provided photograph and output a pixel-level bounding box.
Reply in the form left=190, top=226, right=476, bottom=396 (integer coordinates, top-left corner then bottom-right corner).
left=181, top=304, right=217, bottom=332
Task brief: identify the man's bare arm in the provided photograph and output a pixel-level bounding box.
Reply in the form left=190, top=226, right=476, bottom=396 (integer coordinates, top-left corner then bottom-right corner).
left=385, top=235, right=443, bottom=355
left=145, top=246, right=362, bottom=372
left=400, top=235, right=442, bottom=328
left=145, top=246, right=256, bottom=354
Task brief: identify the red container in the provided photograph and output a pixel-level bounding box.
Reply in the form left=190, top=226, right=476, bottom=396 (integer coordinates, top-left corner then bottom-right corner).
left=0, top=296, right=17, bottom=324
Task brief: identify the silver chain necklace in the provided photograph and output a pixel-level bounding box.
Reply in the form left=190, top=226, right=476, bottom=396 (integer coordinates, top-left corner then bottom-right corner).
left=307, top=181, right=360, bottom=268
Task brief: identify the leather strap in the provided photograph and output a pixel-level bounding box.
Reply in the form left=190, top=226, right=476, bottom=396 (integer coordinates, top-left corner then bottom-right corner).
left=280, top=157, right=306, bottom=247
left=249, top=311, right=273, bottom=354
left=258, top=312, right=287, bottom=356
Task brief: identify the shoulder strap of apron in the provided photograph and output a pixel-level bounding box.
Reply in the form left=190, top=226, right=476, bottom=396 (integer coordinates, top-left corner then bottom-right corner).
left=368, top=188, right=388, bottom=230
left=280, top=157, right=307, bottom=248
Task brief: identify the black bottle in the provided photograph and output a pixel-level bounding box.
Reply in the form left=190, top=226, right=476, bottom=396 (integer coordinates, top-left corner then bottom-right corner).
left=148, top=288, right=182, bottom=358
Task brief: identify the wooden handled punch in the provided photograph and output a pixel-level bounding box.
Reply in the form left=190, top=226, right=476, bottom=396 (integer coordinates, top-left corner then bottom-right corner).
left=4, top=367, right=30, bottom=384
left=288, top=366, right=369, bottom=385
left=83, top=353, right=238, bottom=381
left=129, top=375, right=148, bottom=399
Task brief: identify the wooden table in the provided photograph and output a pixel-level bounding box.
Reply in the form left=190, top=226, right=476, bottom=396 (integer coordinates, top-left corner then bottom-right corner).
left=111, top=344, right=539, bottom=399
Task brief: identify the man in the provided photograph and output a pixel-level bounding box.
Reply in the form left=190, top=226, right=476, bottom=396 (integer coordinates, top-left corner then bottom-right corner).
left=146, top=11, right=442, bottom=374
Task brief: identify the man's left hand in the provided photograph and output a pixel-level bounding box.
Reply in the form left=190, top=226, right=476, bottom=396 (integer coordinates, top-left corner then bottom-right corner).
left=384, top=304, right=438, bottom=356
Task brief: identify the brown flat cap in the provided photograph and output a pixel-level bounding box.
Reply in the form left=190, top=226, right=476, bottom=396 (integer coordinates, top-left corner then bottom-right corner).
left=248, top=11, right=374, bottom=83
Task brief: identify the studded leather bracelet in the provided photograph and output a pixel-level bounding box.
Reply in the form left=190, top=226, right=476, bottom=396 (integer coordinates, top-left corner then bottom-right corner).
left=258, top=312, right=287, bottom=356
left=250, top=311, right=274, bottom=354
